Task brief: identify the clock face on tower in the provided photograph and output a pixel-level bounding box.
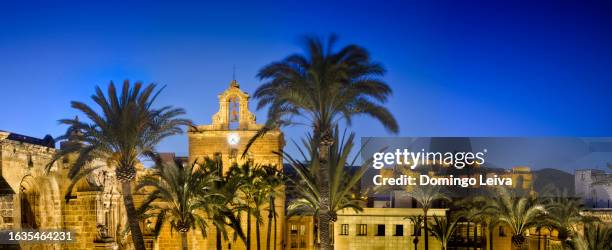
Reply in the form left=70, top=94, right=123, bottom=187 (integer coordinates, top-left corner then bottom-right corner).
left=227, top=133, right=240, bottom=145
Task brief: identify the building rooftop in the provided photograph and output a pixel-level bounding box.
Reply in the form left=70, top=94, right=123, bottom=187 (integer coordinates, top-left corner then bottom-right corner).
left=0, top=130, right=55, bottom=148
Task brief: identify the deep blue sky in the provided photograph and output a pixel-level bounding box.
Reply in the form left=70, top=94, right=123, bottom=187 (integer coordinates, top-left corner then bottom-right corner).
left=1, top=0, right=611, bottom=157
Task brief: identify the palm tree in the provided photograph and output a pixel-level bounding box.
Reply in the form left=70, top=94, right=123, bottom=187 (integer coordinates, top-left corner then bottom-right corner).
left=406, top=215, right=424, bottom=249
left=455, top=197, right=494, bottom=250
left=202, top=155, right=247, bottom=250
left=137, top=158, right=220, bottom=250
left=249, top=34, right=398, bottom=250
left=481, top=213, right=501, bottom=250
left=260, top=166, right=284, bottom=250
left=227, top=162, right=276, bottom=250
left=570, top=223, right=612, bottom=250
left=282, top=128, right=369, bottom=242
left=428, top=215, right=461, bottom=250
left=407, top=185, right=450, bottom=250
left=490, top=187, right=546, bottom=250
left=47, top=81, right=190, bottom=250
left=543, top=198, right=590, bottom=247
left=537, top=186, right=600, bottom=249
left=252, top=174, right=269, bottom=250
left=210, top=177, right=246, bottom=250
left=227, top=164, right=255, bottom=250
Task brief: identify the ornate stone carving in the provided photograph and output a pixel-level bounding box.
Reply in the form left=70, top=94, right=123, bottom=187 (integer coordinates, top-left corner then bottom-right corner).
left=209, top=80, right=258, bottom=129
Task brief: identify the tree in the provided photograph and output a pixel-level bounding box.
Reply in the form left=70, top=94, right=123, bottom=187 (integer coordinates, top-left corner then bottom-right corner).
left=227, top=162, right=276, bottom=250
left=406, top=215, right=424, bottom=249
left=428, top=215, right=460, bottom=250
left=250, top=34, right=398, bottom=249
left=538, top=187, right=599, bottom=249
left=455, top=197, right=494, bottom=250
left=481, top=212, right=501, bottom=250
left=260, top=166, right=284, bottom=250
left=570, top=223, right=612, bottom=250
left=137, top=158, right=219, bottom=250
left=490, top=187, right=546, bottom=250
left=48, top=81, right=190, bottom=250
left=407, top=185, right=449, bottom=250
left=202, top=155, right=246, bottom=250
left=545, top=199, right=588, bottom=246
left=282, top=128, right=369, bottom=240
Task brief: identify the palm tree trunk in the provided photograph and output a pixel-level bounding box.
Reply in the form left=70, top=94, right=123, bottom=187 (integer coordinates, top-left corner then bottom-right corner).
left=181, top=232, right=189, bottom=250
left=121, top=182, right=146, bottom=250
left=247, top=208, right=252, bottom=250
left=423, top=209, right=429, bottom=250
left=273, top=208, right=277, bottom=250
left=256, top=218, right=262, bottom=250
left=216, top=227, right=222, bottom=250
left=467, top=222, right=470, bottom=246
left=318, top=135, right=333, bottom=250
left=266, top=195, right=273, bottom=250
left=511, top=235, right=524, bottom=250
left=313, top=216, right=318, bottom=247
left=489, top=225, right=493, bottom=250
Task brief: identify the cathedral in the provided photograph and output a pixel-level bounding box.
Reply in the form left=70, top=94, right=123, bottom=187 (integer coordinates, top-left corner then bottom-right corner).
left=0, top=80, right=285, bottom=250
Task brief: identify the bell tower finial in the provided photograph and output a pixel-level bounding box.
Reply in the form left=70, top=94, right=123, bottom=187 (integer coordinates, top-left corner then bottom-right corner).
left=229, top=79, right=239, bottom=88
left=230, top=65, right=239, bottom=88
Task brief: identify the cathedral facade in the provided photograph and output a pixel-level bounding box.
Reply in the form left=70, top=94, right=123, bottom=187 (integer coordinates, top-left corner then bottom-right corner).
left=0, top=80, right=285, bottom=250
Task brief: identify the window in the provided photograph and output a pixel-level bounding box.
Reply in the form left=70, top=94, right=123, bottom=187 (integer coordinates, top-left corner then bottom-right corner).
left=499, top=226, right=506, bottom=237
left=290, top=224, right=298, bottom=235
left=357, top=224, right=367, bottom=236
left=340, top=224, right=349, bottom=235
left=300, top=225, right=306, bottom=236
left=376, top=224, right=385, bottom=236
left=394, top=225, right=403, bottom=236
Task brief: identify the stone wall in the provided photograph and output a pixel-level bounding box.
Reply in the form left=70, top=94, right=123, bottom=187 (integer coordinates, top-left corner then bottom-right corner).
left=62, top=192, right=100, bottom=249
left=0, top=194, right=14, bottom=229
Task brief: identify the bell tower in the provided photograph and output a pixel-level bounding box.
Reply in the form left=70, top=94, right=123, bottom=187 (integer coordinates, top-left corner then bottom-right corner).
left=208, top=79, right=259, bottom=131
left=187, top=80, right=285, bottom=250
left=188, top=80, right=284, bottom=170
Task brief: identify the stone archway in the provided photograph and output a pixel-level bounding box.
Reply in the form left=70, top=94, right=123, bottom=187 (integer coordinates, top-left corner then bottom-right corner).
left=19, top=175, right=39, bottom=229
left=18, top=175, right=62, bottom=230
